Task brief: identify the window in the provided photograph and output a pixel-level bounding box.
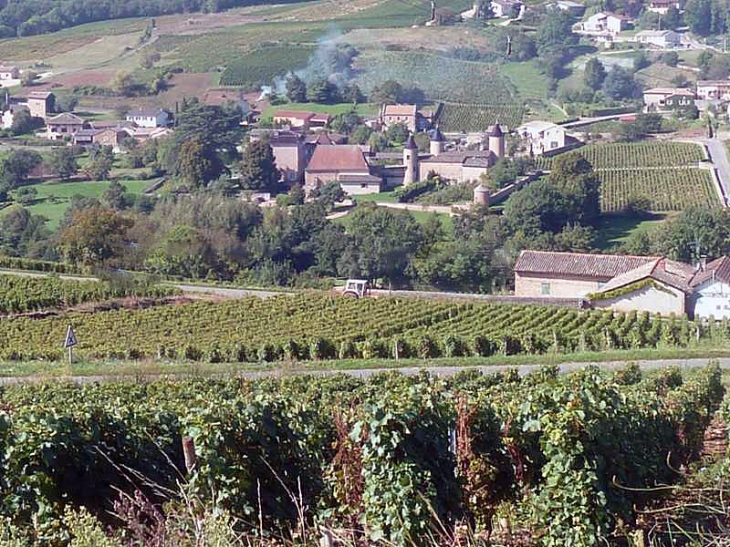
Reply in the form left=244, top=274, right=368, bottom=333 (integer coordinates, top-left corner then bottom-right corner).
left=540, top=282, right=551, bottom=295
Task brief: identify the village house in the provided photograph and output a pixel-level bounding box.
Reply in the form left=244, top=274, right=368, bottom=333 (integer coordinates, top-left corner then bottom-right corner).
left=379, top=104, right=428, bottom=132
left=490, top=0, right=523, bottom=18
left=634, top=29, right=681, bottom=48
left=554, top=0, right=586, bottom=15
left=574, top=12, right=629, bottom=36
left=46, top=112, right=87, bottom=140
left=646, top=0, right=684, bottom=13
left=71, top=128, right=101, bottom=146
left=304, top=144, right=382, bottom=195
left=27, top=91, right=54, bottom=119
left=643, top=87, right=696, bottom=112
left=251, top=129, right=306, bottom=184
left=126, top=126, right=173, bottom=142
left=516, top=121, right=567, bottom=154
left=0, top=66, right=19, bottom=81
left=272, top=110, right=315, bottom=129
left=125, top=107, right=169, bottom=128
left=202, top=88, right=250, bottom=116
left=1, top=103, right=28, bottom=129
left=514, top=250, right=730, bottom=318
left=697, top=80, right=730, bottom=101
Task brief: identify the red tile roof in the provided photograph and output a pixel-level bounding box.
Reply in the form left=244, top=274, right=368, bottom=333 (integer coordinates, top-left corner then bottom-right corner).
left=514, top=250, right=658, bottom=280
left=596, top=258, right=695, bottom=294
left=383, top=104, right=417, bottom=117
left=306, top=145, right=369, bottom=173
left=691, top=256, right=730, bottom=287
left=273, top=110, right=315, bottom=121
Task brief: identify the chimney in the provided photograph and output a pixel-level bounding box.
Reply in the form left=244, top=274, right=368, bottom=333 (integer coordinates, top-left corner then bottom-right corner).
left=697, top=256, right=707, bottom=271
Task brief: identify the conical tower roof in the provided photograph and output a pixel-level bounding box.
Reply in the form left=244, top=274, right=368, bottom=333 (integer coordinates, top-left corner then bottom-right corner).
left=404, top=133, right=417, bottom=150
left=430, top=127, right=444, bottom=142
left=488, top=123, right=504, bottom=138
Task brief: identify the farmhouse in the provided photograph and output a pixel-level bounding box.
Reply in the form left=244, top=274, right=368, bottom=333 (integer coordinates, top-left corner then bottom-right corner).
left=514, top=250, right=730, bottom=317
left=46, top=112, right=87, bottom=140
left=643, top=87, right=696, bottom=112
left=202, top=88, right=250, bottom=115
left=697, top=80, right=730, bottom=101
left=304, top=144, right=382, bottom=195
left=634, top=29, right=681, bottom=48
left=125, top=107, right=169, bottom=128
left=0, top=66, right=19, bottom=81
left=126, top=126, right=173, bottom=142
left=26, top=91, right=54, bottom=119
left=516, top=121, right=567, bottom=154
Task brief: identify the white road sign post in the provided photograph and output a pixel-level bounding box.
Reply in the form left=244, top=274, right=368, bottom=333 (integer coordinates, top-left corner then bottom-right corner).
left=64, top=325, right=77, bottom=364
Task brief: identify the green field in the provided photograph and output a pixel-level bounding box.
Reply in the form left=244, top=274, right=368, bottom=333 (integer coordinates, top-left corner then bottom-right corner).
left=10, top=180, right=148, bottom=227
left=261, top=101, right=378, bottom=119
left=219, top=44, right=315, bottom=88
left=436, top=102, right=525, bottom=132
left=594, top=214, right=668, bottom=250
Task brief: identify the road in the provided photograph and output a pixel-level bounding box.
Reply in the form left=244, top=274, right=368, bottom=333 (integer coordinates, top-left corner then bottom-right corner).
left=702, top=138, right=730, bottom=206
left=0, top=357, right=725, bottom=385
left=173, top=283, right=290, bottom=299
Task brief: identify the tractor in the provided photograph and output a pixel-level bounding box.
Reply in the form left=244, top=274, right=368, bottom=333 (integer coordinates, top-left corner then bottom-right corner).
left=342, top=279, right=370, bottom=298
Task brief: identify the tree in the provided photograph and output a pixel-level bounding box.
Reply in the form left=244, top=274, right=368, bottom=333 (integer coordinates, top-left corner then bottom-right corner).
left=0, top=205, right=49, bottom=257
left=602, top=66, right=638, bottom=100
left=653, top=206, right=730, bottom=262
left=549, top=152, right=601, bottom=226
left=54, top=95, right=78, bottom=113
left=103, top=181, right=131, bottom=210
left=341, top=83, right=364, bottom=104
left=141, top=51, right=161, bottom=69
left=661, top=51, right=680, bottom=67
left=329, top=111, right=361, bottom=134
left=385, top=123, right=408, bottom=145
left=536, top=10, right=576, bottom=54
left=663, top=5, right=682, bottom=28
left=110, top=71, right=134, bottom=96
left=633, top=51, right=650, bottom=72
left=584, top=58, right=607, bottom=91
left=48, top=147, right=78, bottom=180
left=369, top=80, right=403, bottom=104
left=85, top=146, right=114, bottom=181
left=0, top=149, right=42, bottom=190
left=285, top=74, right=307, bottom=103
left=10, top=109, right=40, bottom=135
left=239, top=140, right=279, bottom=191
left=20, top=70, right=38, bottom=87
left=350, top=125, right=373, bottom=144
left=684, top=0, right=713, bottom=35
left=307, top=79, right=339, bottom=104
left=367, top=132, right=388, bottom=152
left=313, top=181, right=345, bottom=211
left=60, top=208, right=134, bottom=266
left=177, top=136, right=215, bottom=188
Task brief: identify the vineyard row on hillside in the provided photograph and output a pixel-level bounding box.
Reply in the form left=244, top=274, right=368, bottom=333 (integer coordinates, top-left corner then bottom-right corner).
left=1, top=294, right=727, bottom=362
left=436, top=102, right=525, bottom=132
left=0, top=365, right=722, bottom=544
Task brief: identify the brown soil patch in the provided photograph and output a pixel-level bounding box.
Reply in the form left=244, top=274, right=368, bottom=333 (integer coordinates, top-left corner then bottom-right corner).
left=150, top=9, right=267, bottom=36
left=52, top=70, right=114, bottom=88
left=701, top=414, right=728, bottom=460
left=16, top=295, right=205, bottom=320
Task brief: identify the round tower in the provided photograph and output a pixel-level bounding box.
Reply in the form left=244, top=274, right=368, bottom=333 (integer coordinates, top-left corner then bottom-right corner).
left=473, top=183, right=491, bottom=207
left=403, top=134, right=419, bottom=186
left=488, top=123, right=505, bottom=159
left=429, top=127, right=445, bottom=157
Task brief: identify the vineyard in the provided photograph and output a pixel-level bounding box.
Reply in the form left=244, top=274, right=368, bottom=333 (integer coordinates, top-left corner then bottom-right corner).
left=0, top=364, right=723, bottom=544
left=534, top=142, right=718, bottom=212
left=219, top=44, right=314, bottom=89
left=598, top=168, right=717, bottom=212
left=353, top=50, right=519, bottom=104
left=1, top=293, right=727, bottom=362
left=435, top=102, right=525, bottom=132
left=0, top=276, right=178, bottom=314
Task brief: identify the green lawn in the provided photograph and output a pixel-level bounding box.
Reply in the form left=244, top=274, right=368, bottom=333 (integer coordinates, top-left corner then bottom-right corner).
left=354, top=191, right=398, bottom=203
left=594, top=214, right=667, bottom=250
left=9, top=179, right=148, bottom=228
left=262, top=102, right=378, bottom=119
left=500, top=62, right=551, bottom=101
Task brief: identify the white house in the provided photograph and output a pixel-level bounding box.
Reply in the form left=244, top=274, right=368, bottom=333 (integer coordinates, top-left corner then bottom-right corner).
left=491, top=0, right=523, bottom=18
left=125, top=107, right=169, bottom=128
left=576, top=12, right=629, bottom=35
left=634, top=29, right=681, bottom=48
left=643, top=87, right=696, bottom=112
left=0, top=66, right=18, bottom=81
left=646, top=0, right=684, bottom=13
left=1, top=104, right=27, bottom=129
left=516, top=121, right=567, bottom=154
left=691, top=257, right=730, bottom=319
left=697, top=80, right=730, bottom=101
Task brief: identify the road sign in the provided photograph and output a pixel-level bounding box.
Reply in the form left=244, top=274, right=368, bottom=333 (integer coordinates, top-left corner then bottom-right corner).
left=64, top=325, right=77, bottom=348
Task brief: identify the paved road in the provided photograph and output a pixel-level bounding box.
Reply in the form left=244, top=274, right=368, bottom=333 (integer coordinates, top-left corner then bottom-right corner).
left=701, top=138, right=730, bottom=206
left=0, top=357, right=725, bottom=385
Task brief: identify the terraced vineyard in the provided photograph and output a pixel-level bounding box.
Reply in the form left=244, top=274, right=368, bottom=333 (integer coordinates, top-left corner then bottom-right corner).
left=219, top=44, right=315, bottom=88
left=533, top=142, right=718, bottom=212
left=353, top=50, right=519, bottom=103
left=0, top=293, right=724, bottom=361
left=436, top=102, right=525, bottom=132
left=598, top=168, right=717, bottom=212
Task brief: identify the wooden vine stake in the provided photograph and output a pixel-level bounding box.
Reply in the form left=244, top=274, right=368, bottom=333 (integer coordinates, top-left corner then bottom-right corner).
left=182, top=436, right=197, bottom=474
